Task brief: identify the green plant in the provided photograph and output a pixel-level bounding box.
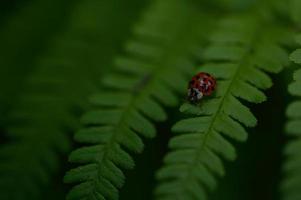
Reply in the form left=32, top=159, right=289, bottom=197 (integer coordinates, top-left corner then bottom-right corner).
left=0, top=0, right=301, bottom=200
left=155, top=13, right=289, bottom=199
left=64, top=1, right=215, bottom=199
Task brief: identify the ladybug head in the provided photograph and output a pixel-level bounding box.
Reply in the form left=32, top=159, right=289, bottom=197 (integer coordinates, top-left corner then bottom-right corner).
left=187, top=88, right=203, bottom=103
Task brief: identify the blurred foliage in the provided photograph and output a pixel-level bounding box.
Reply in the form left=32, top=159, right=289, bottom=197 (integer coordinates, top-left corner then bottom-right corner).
left=0, top=0, right=147, bottom=199
left=281, top=35, right=301, bottom=200
left=0, top=0, right=300, bottom=200
left=0, top=0, right=74, bottom=123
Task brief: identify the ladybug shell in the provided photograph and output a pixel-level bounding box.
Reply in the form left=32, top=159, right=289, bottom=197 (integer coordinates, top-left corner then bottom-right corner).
left=187, top=72, right=216, bottom=103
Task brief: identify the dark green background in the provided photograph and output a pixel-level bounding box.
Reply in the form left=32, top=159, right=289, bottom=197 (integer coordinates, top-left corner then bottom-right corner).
left=0, top=0, right=293, bottom=199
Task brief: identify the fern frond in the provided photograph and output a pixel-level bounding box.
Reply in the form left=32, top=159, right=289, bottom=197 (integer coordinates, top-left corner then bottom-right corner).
left=64, top=0, right=215, bottom=199
left=0, top=0, right=143, bottom=199
left=155, top=15, right=289, bottom=200
left=281, top=34, right=301, bottom=200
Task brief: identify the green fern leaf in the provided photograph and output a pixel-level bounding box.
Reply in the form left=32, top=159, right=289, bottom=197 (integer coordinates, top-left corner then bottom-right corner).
left=64, top=0, right=215, bottom=199
left=281, top=34, right=301, bottom=200
left=155, top=15, right=288, bottom=200
left=0, top=0, right=143, bottom=199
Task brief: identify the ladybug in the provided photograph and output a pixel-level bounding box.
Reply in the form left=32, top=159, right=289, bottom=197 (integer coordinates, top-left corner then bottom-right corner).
left=187, top=72, right=216, bottom=103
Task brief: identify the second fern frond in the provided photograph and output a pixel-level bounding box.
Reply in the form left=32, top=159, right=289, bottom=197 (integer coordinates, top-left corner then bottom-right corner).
left=155, top=14, right=289, bottom=200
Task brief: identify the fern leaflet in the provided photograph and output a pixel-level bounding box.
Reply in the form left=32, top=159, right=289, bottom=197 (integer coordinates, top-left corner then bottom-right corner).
left=155, top=14, right=289, bottom=200
left=289, top=0, right=301, bottom=26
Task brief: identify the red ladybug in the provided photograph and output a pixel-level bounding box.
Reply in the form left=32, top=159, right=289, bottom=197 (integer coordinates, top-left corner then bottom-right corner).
left=187, top=72, right=216, bottom=103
